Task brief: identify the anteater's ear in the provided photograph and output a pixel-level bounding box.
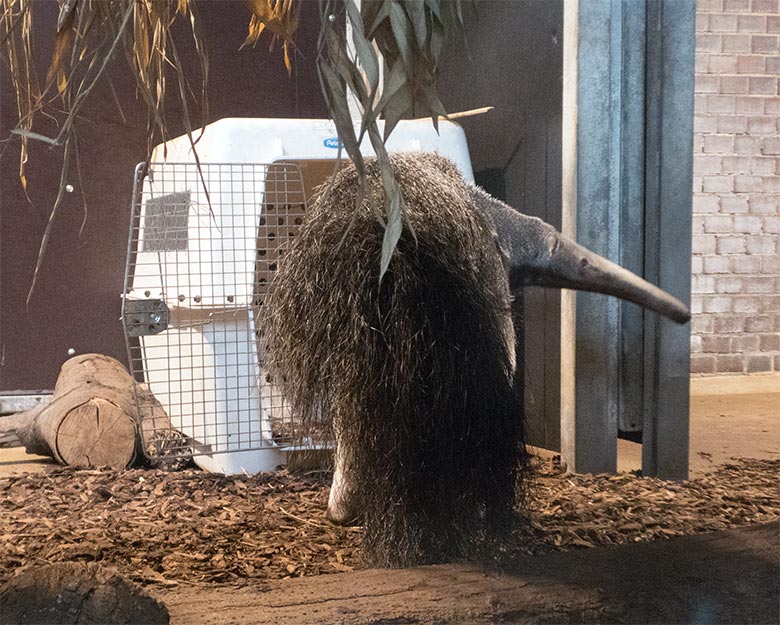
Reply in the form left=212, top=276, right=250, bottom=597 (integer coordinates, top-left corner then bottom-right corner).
left=471, top=187, right=690, bottom=324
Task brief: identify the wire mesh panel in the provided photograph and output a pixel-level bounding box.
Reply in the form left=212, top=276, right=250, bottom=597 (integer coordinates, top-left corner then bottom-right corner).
left=122, top=162, right=307, bottom=471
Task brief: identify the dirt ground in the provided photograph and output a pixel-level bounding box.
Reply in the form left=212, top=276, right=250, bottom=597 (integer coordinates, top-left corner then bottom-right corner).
left=1, top=456, right=777, bottom=624
left=156, top=521, right=779, bottom=625
left=0, top=376, right=778, bottom=624
left=617, top=374, right=780, bottom=475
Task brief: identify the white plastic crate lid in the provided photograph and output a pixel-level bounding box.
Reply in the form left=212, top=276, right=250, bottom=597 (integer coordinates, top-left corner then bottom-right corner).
left=151, top=117, right=474, bottom=181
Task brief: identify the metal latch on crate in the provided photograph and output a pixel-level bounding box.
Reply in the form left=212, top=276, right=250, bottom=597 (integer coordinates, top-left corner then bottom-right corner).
left=123, top=299, right=169, bottom=336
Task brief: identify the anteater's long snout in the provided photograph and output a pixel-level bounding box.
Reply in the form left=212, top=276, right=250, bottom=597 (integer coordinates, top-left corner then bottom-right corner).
left=471, top=187, right=690, bottom=324
left=524, top=228, right=691, bottom=324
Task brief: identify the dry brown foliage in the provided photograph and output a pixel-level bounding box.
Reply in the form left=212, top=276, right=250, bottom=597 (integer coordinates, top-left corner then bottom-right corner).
left=0, top=0, right=465, bottom=298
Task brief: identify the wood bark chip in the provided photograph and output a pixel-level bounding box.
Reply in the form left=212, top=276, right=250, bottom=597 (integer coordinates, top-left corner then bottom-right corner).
left=0, top=457, right=776, bottom=588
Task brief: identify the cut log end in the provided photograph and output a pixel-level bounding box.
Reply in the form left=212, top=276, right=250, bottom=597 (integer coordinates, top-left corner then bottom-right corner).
left=55, top=398, right=137, bottom=469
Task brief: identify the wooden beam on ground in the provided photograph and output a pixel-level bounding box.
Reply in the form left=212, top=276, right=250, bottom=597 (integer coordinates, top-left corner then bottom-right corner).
left=155, top=522, right=779, bottom=625
left=0, top=394, right=51, bottom=416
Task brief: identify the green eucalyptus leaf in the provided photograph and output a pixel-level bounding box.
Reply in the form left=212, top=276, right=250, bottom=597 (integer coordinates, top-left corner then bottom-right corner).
left=387, top=1, right=412, bottom=70
left=379, top=187, right=402, bottom=279
left=419, top=83, right=448, bottom=117
left=367, top=119, right=409, bottom=282
left=345, top=0, right=379, bottom=93
left=405, top=0, right=427, bottom=49
left=430, top=19, right=444, bottom=59
left=366, top=0, right=392, bottom=36
left=425, top=0, right=442, bottom=22
left=379, top=58, right=408, bottom=104
left=315, top=0, right=466, bottom=282
left=455, top=0, right=464, bottom=27
left=381, top=81, right=413, bottom=141
left=318, top=58, right=363, bottom=173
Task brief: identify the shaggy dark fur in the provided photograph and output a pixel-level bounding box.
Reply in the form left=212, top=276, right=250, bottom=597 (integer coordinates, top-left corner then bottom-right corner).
left=263, top=153, right=529, bottom=567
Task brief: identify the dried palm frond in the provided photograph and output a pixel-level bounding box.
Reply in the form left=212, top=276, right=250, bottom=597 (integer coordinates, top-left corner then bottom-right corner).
left=0, top=0, right=36, bottom=191
left=242, top=0, right=301, bottom=73
left=0, top=0, right=218, bottom=303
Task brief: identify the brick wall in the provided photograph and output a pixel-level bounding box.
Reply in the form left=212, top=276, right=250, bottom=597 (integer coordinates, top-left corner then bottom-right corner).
left=691, top=0, right=780, bottom=375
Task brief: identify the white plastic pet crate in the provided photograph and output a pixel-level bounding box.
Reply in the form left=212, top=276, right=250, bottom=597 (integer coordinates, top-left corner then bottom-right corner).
left=122, top=117, right=474, bottom=475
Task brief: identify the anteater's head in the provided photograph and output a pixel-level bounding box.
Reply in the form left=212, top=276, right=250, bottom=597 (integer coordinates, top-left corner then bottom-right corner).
left=469, top=184, right=690, bottom=324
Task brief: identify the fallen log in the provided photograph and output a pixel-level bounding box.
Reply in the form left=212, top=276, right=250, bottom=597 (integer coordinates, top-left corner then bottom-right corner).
left=0, top=562, right=170, bottom=625
left=0, top=354, right=175, bottom=470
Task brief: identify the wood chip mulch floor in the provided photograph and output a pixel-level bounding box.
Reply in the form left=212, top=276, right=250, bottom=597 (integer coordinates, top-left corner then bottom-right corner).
left=1, top=457, right=777, bottom=587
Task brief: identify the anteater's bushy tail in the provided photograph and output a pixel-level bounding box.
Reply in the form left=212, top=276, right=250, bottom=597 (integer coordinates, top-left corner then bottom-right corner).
left=264, top=153, right=528, bottom=566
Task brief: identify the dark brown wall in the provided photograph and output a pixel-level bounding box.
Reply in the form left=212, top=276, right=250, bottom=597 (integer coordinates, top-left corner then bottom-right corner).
left=0, top=2, right=327, bottom=391
left=437, top=1, right=563, bottom=450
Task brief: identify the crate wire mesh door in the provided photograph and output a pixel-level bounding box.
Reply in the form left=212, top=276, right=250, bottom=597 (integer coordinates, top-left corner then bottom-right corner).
left=122, top=162, right=306, bottom=474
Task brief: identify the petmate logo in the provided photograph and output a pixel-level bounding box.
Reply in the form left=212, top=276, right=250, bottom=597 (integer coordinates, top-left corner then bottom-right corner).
left=323, top=137, right=343, bottom=149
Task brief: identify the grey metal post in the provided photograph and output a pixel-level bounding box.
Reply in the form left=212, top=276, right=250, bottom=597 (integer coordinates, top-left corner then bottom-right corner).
left=562, top=0, right=622, bottom=474
left=642, top=0, right=695, bottom=480
left=562, top=0, right=693, bottom=476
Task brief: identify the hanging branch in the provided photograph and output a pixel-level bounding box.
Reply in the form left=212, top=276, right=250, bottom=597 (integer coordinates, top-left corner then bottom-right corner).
left=0, top=0, right=464, bottom=294
left=0, top=0, right=218, bottom=303
left=316, top=0, right=463, bottom=278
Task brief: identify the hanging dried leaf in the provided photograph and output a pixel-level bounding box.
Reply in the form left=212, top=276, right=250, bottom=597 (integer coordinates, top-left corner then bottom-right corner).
left=47, top=12, right=75, bottom=95
left=1, top=0, right=214, bottom=303
left=1, top=0, right=463, bottom=298
left=1, top=0, right=37, bottom=191
left=242, top=0, right=300, bottom=73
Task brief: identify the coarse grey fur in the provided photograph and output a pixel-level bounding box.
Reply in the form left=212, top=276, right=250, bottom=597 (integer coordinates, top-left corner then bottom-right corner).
left=264, top=152, right=690, bottom=567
